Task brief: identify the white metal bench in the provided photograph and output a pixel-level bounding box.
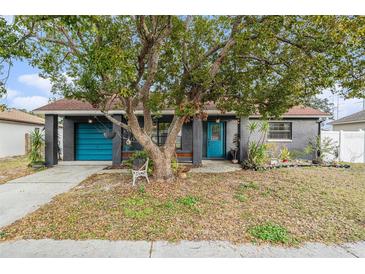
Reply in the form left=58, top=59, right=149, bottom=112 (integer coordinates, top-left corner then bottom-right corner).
left=131, top=158, right=150, bottom=186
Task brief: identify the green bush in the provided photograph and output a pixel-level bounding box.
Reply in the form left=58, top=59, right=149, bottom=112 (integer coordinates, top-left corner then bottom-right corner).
left=246, top=142, right=268, bottom=168
left=248, top=223, right=292, bottom=244
left=124, top=151, right=179, bottom=175
left=305, top=136, right=338, bottom=164
left=124, top=150, right=154, bottom=175
left=28, top=129, right=44, bottom=166
left=279, top=146, right=291, bottom=162
left=244, top=121, right=269, bottom=169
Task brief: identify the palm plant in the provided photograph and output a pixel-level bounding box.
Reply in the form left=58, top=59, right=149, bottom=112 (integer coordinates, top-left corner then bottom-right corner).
left=28, top=129, right=44, bottom=166
left=245, top=121, right=269, bottom=169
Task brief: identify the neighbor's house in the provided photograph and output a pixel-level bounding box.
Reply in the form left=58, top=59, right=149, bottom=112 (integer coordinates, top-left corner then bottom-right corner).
left=33, top=99, right=330, bottom=166
left=329, top=109, right=365, bottom=131
left=0, top=109, right=45, bottom=158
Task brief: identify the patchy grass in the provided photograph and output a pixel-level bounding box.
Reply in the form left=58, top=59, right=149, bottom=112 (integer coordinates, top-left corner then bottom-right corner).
left=248, top=223, right=293, bottom=244
left=0, top=156, right=38, bottom=184
left=1, top=165, right=365, bottom=245
left=177, top=195, right=199, bottom=207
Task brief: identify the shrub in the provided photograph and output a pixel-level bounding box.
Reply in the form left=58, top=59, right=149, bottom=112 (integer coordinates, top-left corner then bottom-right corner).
left=28, top=128, right=44, bottom=166
left=124, top=150, right=154, bottom=175
left=124, top=150, right=180, bottom=175
left=244, top=121, right=269, bottom=169
left=305, top=136, right=338, bottom=164
left=266, top=143, right=280, bottom=159
left=246, top=142, right=268, bottom=168
left=248, top=223, right=292, bottom=244
left=279, top=146, right=291, bottom=162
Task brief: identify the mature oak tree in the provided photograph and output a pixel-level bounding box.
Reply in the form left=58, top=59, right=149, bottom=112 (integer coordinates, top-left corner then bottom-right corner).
left=3, top=15, right=365, bottom=181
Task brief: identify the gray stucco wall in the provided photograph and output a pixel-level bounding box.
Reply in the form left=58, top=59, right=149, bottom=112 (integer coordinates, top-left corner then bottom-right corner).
left=333, top=122, right=365, bottom=131
left=248, top=118, right=320, bottom=158
left=226, top=119, right=238, bottom=159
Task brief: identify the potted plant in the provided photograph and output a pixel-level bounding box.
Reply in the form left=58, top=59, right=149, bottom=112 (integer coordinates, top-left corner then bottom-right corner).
left=267, top=143, right=279, bottom=166
left=230, top=133, right=239, bottom=164
left=230, top=148, right=239, bottom=164
left=103, top=130, right=116, bottom=139
left=279, top=147, right=291, bottom=163
left=28, top=128, right=45, bottom=169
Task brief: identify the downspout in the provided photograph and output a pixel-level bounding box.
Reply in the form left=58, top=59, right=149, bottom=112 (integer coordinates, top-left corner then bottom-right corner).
left=317, top=119, right=323, bottom=160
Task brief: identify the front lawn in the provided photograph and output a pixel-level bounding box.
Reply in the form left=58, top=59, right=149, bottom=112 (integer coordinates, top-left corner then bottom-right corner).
left=1, top=165, right=364, bottom=245
left=0, top=156, right=37, bottom=184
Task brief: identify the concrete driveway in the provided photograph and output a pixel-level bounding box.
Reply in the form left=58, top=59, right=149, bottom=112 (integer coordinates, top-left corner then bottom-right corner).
left=0, top=164, right=106, bottom=228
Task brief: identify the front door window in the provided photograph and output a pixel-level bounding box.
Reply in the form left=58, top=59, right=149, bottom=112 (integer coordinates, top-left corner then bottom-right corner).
left=211, top=124, right=221, bottom=141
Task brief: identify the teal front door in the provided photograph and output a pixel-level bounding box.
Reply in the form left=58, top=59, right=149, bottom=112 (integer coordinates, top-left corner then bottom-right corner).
left=207, top=122, right=225, bottom=158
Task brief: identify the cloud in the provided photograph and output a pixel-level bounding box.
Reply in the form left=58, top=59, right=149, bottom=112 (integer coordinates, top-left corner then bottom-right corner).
left=17, top=74, right=52, bottom=95
left=319, top=89, right=364, bottom=119
left=11, top=96, right=49, bottom=111
left=1, top=88, right=20, bottom=100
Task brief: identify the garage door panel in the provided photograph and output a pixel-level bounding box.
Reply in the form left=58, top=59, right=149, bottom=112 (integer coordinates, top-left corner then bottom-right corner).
left=75, top=123, right=113, bottom=161
left=76, top=144, right=112, bottom=150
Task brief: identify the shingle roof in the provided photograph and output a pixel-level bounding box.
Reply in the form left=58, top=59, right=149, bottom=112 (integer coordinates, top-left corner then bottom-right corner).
left=330, top=109, right=365, bottom=125
left=0, top=109, right=45, bottom=125
left=34, top=98, right=329, bottom=117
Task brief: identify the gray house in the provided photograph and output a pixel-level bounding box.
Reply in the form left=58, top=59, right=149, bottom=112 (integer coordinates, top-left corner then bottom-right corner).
left=330, top=109, right=365, bottom=131
left=34, top=99, right=329, bottom=166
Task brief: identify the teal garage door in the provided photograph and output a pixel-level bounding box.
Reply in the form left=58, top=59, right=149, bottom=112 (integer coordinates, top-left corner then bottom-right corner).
left=75, top=123, right=113, bottom=160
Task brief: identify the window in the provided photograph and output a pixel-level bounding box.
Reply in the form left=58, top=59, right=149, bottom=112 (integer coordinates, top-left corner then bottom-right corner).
left=268, top=122, right=292, bottom=140
left=210, top=124, right=221, bottom=140
left=152, top=122, right=182, bottom=149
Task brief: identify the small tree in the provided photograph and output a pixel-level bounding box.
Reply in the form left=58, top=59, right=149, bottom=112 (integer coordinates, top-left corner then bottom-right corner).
left=28, top=129, right=44, bottom=166
left=245, top=121, right=269, bottom=168
left=305, top=136, right=338, bottom=164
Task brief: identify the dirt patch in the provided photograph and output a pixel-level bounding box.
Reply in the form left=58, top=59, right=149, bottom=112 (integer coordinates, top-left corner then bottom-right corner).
left=1, top=165, right=364, bottom=245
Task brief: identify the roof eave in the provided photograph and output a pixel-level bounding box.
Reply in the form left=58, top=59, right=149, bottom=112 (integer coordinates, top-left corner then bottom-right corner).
left=330, top=119, right=365, bottom=125
left=0, top=118, right=45, bottom=126
left=33, top=109, right=330, bottom=118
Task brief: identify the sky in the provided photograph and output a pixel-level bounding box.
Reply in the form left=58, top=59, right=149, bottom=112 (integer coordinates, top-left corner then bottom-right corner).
left=0, top=16, right=364, bottom=119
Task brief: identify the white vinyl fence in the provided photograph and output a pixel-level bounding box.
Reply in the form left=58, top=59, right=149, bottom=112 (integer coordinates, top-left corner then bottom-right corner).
left=321, top=130, right=365, bottom=163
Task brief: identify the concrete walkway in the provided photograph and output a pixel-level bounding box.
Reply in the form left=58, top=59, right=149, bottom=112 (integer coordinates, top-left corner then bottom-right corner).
left=0, top=164, right=106, bottom=228
left=0, top=239, right=363, bottom=258
left=189, top=160, right=241, bottom=173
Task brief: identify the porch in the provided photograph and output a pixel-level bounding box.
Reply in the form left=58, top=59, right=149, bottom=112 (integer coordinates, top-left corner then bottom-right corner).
left=44, top=114, right=250, bottom=167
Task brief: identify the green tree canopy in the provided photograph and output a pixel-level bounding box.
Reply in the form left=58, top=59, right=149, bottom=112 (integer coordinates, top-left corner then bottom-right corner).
left=3, top=15, right=364, bottom=180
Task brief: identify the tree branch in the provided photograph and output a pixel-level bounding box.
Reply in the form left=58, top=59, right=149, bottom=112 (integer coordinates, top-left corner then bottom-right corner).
left=103, top=112, right=131, bottom=131
left=164, top=115, right=185, bottom=151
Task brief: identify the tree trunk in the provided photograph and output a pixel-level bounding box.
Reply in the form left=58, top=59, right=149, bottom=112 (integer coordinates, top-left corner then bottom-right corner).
left=149, top=150, right=174, bottom=182
left=124, top=110, right=182, bottom=182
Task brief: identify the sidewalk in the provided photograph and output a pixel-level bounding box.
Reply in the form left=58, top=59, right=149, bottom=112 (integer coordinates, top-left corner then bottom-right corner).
left=0, top=239, right=364, bottom=258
